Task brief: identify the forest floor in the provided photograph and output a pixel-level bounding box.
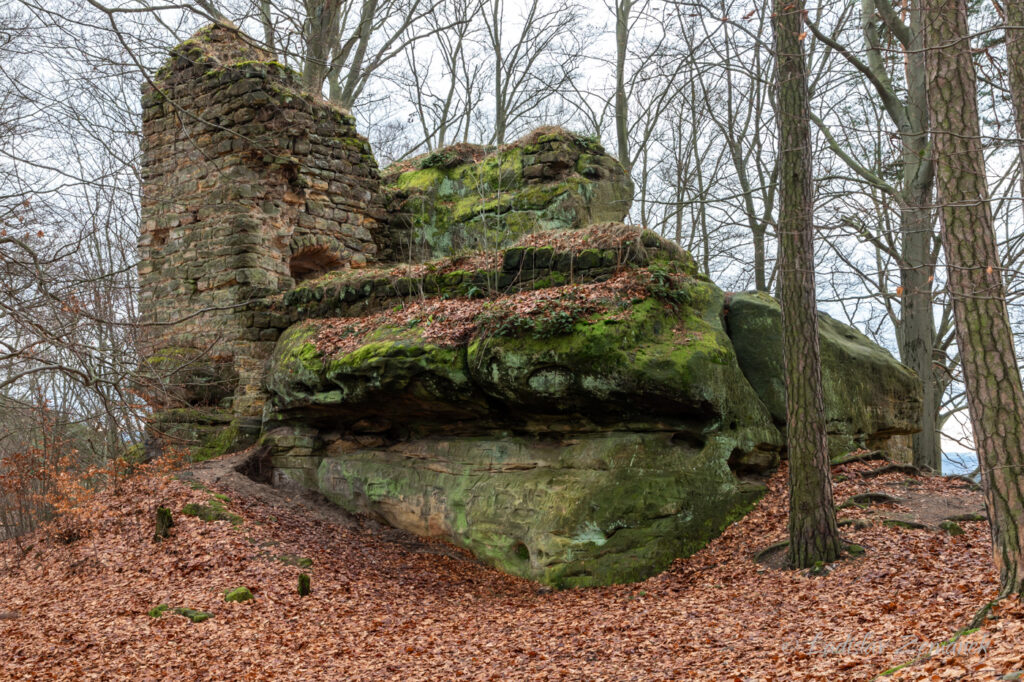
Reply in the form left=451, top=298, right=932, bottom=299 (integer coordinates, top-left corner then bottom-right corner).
left=0, top=450, right=1022, bottom=681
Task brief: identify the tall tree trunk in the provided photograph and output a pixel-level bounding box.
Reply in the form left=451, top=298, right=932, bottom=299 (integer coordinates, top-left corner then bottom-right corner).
left=899, top=199, right=940, bottom=470
left=336, top=0, right=378, bottom=109
left=259, top=0, right=276, bottom=57
left=614, top=0, right=631, bottom=172
left=899, top=0, right=940, bottom=471
left=1007, top=0, right=1024, bottom=203
left=490, top=0, right=506, bottom=145
left=302, top=0, right=342, bottom=95
left=774, top=0, right=842, bottom=568
left=925, top=0, right=1024, bottom=595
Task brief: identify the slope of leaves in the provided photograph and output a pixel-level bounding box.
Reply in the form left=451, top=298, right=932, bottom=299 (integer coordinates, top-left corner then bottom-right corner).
left=314, top=271, right=648, bottom=355
left=0, top=457, right=1020, bottom=680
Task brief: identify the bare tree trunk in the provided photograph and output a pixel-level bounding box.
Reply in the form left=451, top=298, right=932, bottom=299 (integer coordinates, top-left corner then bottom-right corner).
left=807, top=0, right=942, bottom=468
left=1007, top=0, right=1024, bottom=215
left=899, top=0, right=940, bottom=471
left=614, top=0, right=631, bottom=172
left=259, top=0, right=276, bottom=57
left=774, top=0, right=842, bottom=568
left=302, top=0, right=342, bottom=94
left=925, top=0, right=1024, bottom=595
left=336, top=0, right=378, bottom=109
left=899, top=199, right=940, bottom=470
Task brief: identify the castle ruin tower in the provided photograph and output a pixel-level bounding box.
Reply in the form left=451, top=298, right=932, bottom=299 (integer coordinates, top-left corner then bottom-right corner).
left=137, top=25, right=386, bottom=455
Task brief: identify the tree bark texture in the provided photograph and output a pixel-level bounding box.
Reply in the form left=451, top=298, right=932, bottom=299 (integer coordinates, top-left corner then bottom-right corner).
left=925, top=0, right=1024, bottom=594
left=774, top=0, right=842, bottom=568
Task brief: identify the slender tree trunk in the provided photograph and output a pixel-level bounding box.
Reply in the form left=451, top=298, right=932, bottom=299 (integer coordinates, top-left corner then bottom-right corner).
left=490, top=0, right=506, bottom=145
left=259, top=0, right=276, bottom=57
left=774, top=0, right=842, bottom=568
left=899, top=201, right=940, bottom=470
left=900, top=0, right=940, bottom=470
left=337, top=0, right=378, bottom=109
left=614, top=0, right=631, bottom=172
left=752, top=224, right=767, bottom=291
left=1007, top=0, right=1024, bottom=204
left=301, top=0, right=342, bottom=94
left=925, top=0, right=1024, bottom=595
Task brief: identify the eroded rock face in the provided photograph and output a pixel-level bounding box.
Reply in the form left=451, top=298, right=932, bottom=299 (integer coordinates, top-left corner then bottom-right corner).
left=725, top=292, right=922, bottom=460
left=264, top=226, right=781, bottom=586
left=262, top=228, right=923, bottom=586
left=382, top=129, right=632, bottom=261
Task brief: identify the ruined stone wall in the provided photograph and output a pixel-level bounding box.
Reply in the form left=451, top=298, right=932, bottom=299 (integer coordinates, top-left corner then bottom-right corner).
left=138, top=25, right=386, bottom=448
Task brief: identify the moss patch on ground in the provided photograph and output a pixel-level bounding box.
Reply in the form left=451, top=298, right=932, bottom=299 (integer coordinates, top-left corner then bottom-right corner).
left=182, top=497, right=242, bottom=525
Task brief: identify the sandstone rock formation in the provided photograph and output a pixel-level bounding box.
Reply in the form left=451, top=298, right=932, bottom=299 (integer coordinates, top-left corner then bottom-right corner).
left=138, top=26, right=921, bottom=588
left=383, top=130, right=632, bottom=261
left=726, top=292, right=921, bottom=460
left=262, top=225, right=781, bottom=587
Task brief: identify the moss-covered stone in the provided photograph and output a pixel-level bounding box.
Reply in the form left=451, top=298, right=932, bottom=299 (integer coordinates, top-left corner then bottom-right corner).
left=265, top=321, right=489, bottom=426
left=384, top=129, right=632, bottom=261
left=725, top=291, right=922, bottom=460
left=148, top=604, right=170, bottom=618
left=182, top=498, right=242, bottom=525
left=307, top=432, right=765, bottom=587
left=264, top=247, right=790, bottom=587
left=173, top=607, right=212, bottom=623
left=940, top=520, right=965, bottom=536
left=223, top=586, right=254, bottom=602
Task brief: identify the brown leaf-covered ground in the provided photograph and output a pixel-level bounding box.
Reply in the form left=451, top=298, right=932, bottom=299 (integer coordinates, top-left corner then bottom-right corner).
left=1, top=455, right=1021, bottom=680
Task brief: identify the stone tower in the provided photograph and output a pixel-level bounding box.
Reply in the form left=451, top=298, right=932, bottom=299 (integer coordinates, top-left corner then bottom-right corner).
left=138, top=25, right=386, bottom=453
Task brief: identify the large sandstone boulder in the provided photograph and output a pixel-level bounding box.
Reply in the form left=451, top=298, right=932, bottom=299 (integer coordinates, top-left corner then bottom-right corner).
left=382, top=128, right=632, bottom=261
left=725, top=291, right=922, bottom=459
left=262, top=227, right=923, bottom=586
left=264, top=226, right=781, bottom=587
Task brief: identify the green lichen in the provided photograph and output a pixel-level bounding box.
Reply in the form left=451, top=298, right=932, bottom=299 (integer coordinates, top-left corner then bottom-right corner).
left=312, top=431, right=768, bottom=588
left=193, top=422, right=241, bottom=462
left=147, top=604, right=170, bottom=618
left=384, top=130, right=629, bottom=260
left=940, top=520, right=965, bottom=536
left=394, top=167, right=446, bottom=191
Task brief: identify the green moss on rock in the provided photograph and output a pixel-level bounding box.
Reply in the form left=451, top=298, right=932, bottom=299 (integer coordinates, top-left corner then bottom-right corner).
left=224, top=586, right=254, bottom=603
left=726, top=291, right=922, bottom=459
left=173, top=607, right=212, bottom=623
left=385, top=129, right=632, bottom=261
left=182, top=498, right=241, bottom=525
left=314, top=432, right=769, bottom=587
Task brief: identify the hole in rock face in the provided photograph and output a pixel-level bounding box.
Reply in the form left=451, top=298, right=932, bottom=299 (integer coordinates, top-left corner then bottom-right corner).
left=235, top=447, right=273, bottom=484
left=512, top=542, right=531, bottom=561
left=150, top=228, right=168, bottom=249
left=289, top=246, right=344, bottom=281
left=671, top=431, right=705, bottom=449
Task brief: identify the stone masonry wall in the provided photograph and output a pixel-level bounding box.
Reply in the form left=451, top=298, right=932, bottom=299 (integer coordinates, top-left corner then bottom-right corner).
left=138, top=25, right=385, bottom=448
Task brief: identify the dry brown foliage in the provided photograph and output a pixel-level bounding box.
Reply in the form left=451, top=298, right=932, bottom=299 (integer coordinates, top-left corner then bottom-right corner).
left=0, top=456, right=1020, bottom=680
